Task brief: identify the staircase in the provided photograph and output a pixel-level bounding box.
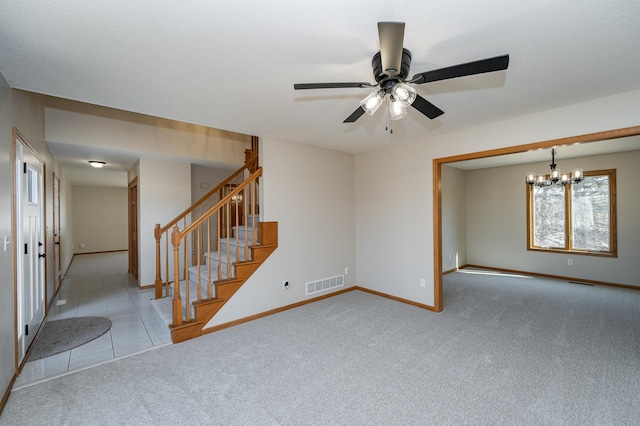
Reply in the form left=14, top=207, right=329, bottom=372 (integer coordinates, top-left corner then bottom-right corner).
left=150, top=149, right=278, bottom=343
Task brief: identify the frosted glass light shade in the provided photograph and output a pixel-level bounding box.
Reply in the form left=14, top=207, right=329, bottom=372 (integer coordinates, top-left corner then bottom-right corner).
left=391, top=82, right=417, bottom=107
left=389, top=99, right=407, bottom=120
left=572, top=169, right=583, bottom=180
left=360, top=91, right=384, bottom=116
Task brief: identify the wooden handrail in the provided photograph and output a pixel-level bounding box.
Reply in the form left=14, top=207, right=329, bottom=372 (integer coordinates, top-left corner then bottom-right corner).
left=168, top=167, right=262, bottom=326
left=160, top=155, right=258, bottom=234
left=179, top=168, right=262, bottom=237
left=154, top=155, right=259, bottom=297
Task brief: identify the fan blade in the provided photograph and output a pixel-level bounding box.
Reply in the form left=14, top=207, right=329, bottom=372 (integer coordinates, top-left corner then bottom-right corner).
left=411, top=94, right=444, bottom=119
left=294, top=82, right=373, bottom=90
left=378, top=22, right=405, bottom=77
left=412, top=54, right=509, bottom=84
left=343, top=106, right=366, bottom=123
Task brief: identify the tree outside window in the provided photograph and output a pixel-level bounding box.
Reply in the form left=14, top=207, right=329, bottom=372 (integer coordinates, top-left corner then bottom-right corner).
left=527, top=169, right=616, bottom=257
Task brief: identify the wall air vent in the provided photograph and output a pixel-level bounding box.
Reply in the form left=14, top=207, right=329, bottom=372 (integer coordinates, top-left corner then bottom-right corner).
left=306, top=275, right=344, bottom=296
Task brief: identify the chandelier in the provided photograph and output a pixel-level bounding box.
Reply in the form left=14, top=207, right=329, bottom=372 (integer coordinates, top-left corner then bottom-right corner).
left=526, top=149, right=583, bottom=187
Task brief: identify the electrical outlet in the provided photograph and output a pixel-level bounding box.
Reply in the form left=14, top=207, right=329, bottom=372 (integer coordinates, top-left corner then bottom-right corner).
left=282, top=280, right=289, bottom=290
left=419, top=278, right=426, bottom=288
left=568, top=259, right=573, bottom=266
left=448, top=253, right=452, bottom=260
left=344, top=267, right=349, bottom=275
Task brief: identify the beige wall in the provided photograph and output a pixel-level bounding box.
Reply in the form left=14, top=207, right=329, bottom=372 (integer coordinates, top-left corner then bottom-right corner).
left=45, top=107, right=250, bottom=166
left=355, top=89, right=640, bottom=307
left=0, top=69, right=16, bottom=407
left=191, top=164, right=236, bottom=203
left=0, top=77, right=73, bottom=399
left=72, top=186, right=128, bottom=254
left=205, top=136, right=357, bottom=328
left=60, top=173, right=75, bottom=273
left=442, top=165, right=467, bottom=272
left=465, top=150, right=640, bottom=286
left=138, top=158, right=191, bottom=286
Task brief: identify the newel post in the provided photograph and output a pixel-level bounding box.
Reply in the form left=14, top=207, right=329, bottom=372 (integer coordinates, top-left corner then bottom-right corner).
left=171, top=226, right=183, bottom=326
left=154, top=224, right=163, bottom=299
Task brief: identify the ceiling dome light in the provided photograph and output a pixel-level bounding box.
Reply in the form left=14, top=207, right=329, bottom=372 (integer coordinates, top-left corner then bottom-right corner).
left=89, top=161, right=106, bottom=168
left=360, top=91, right=385, bottom=116
left=389, top=98, right=407, bottom=121
left=391, top=82, right=417, bottom=107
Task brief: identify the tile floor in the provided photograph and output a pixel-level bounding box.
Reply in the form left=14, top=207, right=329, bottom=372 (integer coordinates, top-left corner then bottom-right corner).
left=13, top=252, right=171, bottom=390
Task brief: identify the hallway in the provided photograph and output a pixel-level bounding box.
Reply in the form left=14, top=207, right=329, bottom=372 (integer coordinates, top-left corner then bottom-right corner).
left=14, top=252, right=171, bottom=389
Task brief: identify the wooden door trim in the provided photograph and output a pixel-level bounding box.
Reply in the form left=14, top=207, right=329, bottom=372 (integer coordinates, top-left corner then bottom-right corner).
left=432, top=125, right=640, bottom=313
left=128, top=177, right=139, bottom=279
left=12, top=127, right=47, bottom=370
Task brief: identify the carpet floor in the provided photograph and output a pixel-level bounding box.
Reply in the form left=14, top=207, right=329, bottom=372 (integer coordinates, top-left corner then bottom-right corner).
left=1, top=271, right=639, bottom=425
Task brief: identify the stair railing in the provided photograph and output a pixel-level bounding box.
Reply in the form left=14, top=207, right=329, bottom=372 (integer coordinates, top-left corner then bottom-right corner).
left=169, top=167, right=261, bottom=325
left=154, top=155, right=259, bottom=299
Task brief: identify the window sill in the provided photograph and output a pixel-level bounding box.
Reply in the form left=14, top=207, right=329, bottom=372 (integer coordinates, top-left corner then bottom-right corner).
left=527, top=247, right=617, bottom=258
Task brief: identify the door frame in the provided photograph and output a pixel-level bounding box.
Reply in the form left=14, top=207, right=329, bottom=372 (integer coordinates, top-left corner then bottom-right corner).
left=128, top=177, right=139, bottom=279
left=12, top=128, right=47, bottom=368
left=432, top=125, right=640, bottom=312
left=53, top=172, right=61, bottom=291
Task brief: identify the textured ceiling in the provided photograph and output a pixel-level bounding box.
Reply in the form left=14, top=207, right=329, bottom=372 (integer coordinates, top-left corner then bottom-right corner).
left=1, top=1, right=640, bottom=155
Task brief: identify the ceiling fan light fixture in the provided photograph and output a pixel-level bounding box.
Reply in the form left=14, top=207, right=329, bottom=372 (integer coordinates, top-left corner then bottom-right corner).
left=391, top=82, right=416, bottom=107
left=89, top=161, right=106, bottom=168
left=360, top=91, right=385, bottom=116
left=389, top=98, right=407, bottom=120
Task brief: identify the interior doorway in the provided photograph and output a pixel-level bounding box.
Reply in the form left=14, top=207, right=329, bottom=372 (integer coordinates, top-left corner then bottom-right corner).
left=128, top=177, right=138, bottom=279
left=14, top=129, right=46, bottom=365
left=432, top=125, right=640, bottom=312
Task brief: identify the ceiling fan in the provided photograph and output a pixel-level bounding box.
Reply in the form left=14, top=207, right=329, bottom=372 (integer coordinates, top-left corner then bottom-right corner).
left=294, top=22, right=509, bottom=124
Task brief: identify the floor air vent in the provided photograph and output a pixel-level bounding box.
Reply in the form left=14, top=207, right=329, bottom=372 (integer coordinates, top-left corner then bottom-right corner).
left=306, top=275, right=344, bottom=296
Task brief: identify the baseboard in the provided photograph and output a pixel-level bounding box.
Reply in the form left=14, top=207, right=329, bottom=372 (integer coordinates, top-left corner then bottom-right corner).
left=462, top=264, right=639, bottom=290
left=74, top=249, right=127, bottom=256
left=202, top=286, right=357, bottom=335
left=443, top=265, right=467, bottom=275
left=201, top=284, right=439, bottom=337
left=0, top=373, right=17, bottom=416
left=355, top=286, right=436, bottom=312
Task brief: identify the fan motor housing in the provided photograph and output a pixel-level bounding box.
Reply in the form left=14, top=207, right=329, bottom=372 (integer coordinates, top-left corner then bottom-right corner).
left=372, top=48, right=412, bottom=82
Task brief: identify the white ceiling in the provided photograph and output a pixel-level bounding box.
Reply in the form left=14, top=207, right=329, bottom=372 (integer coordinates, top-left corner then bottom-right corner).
left=1, top=1, right=640, bottom=157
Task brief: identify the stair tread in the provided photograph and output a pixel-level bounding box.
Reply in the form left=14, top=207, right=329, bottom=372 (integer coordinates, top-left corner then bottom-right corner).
left=149, top=221, right=277, bottom=343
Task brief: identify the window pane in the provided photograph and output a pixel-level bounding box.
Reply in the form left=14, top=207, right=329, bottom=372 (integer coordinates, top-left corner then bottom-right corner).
left=571, top=175, right=610, bottom=251
left=533, top=185, right=565, bottom=248
left=27, top=167, right=38, bottom=205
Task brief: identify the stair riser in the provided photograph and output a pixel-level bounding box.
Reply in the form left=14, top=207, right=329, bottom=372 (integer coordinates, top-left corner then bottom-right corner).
left=157, top=222, right=277, bottom=344
left=219, top=239, right=253, bottom=254
left=188, top=268, right=232, bottom=287
left=208, top=248, right=251, bottom=263
left=233, top=227, right=258, bottom=242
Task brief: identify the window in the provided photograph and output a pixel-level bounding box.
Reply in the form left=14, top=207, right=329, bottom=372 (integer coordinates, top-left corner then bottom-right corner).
left=27, top=165, right=39, bottom=205
left=527, top=169, right=616, bottom=256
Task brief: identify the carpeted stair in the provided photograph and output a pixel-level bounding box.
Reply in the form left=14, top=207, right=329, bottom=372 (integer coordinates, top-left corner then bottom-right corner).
left=150, top=218, right=278, bottom=342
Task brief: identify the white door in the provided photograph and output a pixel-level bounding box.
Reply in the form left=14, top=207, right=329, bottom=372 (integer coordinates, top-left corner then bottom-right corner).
left=15, top=138, right=46, bottom=364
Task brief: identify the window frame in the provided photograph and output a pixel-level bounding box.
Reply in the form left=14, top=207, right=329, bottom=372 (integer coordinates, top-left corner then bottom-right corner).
left=526, top=169, right=617, bottom=257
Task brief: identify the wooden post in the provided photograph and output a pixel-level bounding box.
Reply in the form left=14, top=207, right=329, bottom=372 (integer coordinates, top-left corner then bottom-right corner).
left=154, top=224, right=163, bottom=299
left=171, top=226, right=183, bottom=325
